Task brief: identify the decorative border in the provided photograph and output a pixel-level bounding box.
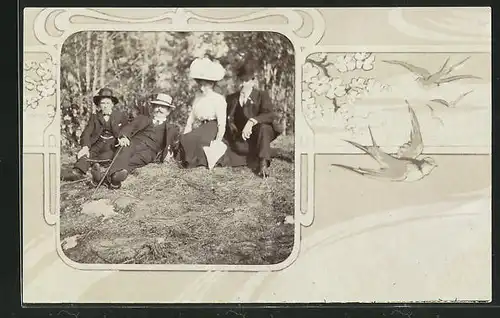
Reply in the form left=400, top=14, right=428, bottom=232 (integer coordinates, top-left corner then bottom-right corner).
left=23, top=7, right=326, bottom=271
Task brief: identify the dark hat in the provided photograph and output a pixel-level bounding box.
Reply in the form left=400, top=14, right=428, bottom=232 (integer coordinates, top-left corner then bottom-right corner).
left=236, top=57, right=259, bottom=81
left=93, top=88, right=119, bottom=106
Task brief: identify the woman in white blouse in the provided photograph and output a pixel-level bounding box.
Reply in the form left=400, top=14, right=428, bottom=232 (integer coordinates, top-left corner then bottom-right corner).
left=177, top=57, right=227, bottom=168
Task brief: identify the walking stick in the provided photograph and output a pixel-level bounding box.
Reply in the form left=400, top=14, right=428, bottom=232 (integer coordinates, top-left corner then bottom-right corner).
left=92, top=145, right=123, bottom=197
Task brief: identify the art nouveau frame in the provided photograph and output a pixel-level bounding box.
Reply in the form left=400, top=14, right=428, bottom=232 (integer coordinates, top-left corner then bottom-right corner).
left=23, top=7, right=325, bottom=272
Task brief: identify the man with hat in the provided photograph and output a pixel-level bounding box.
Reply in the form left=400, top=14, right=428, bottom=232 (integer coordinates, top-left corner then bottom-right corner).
left=224, top=57, right=282, bottom=178
left=61, top=87, right=129, bottom=182
left=91, top=93, right=180, bottom=189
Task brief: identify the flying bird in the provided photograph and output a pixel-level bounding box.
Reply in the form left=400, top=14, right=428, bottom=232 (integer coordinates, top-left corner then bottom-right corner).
left=382, top=56, right=481, bottom=87
left=428, top=89, right=474, bottom=109
left=425, top=90, right=474, bottom=126
left=331, top=101, right=438, bottom=182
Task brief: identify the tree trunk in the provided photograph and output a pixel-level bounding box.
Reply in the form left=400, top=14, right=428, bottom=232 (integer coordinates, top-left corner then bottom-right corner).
left=73, top=37, right=82, bottom=93
left=85, top=32, right=91, bottom=93
left=279, top=72, right=287, bottom=136
left=100, top=32, right=107, bottom=88
left=141, top=51, right=148, bottom=91
left=154, top=33, right=161, bottom=84
left=92, top=46, right=99, bottom=93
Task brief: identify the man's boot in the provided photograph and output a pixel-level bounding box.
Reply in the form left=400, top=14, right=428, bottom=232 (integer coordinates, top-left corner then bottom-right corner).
left=108, top=169, right=128, bottom=190
left=90, top=163, right=104, bottom=187
left=61, top=167, right=86, bottom=181
left=258, top=159, right=271, bottom=178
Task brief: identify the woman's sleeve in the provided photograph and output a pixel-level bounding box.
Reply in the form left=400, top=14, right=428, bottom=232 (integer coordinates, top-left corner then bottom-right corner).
left=215, top=95, right=227, bottom=141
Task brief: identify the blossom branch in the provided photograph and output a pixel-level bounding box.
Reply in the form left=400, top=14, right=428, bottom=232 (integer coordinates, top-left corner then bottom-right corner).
left=305, top=57, right=332, bottom=77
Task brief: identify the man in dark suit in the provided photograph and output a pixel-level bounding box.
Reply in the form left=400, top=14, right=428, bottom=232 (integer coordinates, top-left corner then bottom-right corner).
left=224, top=58, right=281, bottom=177
left=92, top=93, right=180, bottom=189
left=61, top=88, right=129, bottom=182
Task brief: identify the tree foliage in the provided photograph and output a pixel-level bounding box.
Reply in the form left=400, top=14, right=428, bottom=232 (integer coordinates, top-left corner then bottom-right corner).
left=60, top=31, right=295, bottom=153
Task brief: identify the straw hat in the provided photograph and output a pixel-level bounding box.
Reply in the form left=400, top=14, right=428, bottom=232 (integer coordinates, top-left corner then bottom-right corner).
left=151, top=93, right=175, bottom=108
left=189, top=57, right=225, bottom=82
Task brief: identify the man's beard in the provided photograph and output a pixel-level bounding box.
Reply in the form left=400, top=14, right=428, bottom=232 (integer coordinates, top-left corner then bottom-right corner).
left=153, top=114, right=167, bottom=124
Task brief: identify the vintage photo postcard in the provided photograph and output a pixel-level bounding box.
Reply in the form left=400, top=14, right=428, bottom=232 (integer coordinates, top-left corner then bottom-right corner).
left=22, top=7, right=491, bottom=303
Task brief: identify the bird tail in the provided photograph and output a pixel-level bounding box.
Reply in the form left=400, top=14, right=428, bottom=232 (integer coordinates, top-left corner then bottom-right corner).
left=330, top=163, right=388, bottom=179
left=343, top=139, right=369, bottom=154
left=454, top=89, right=474, bottom=104
left=404, top=99, right=415, bottom=114
left=330, top=163, right=367, bottom=176
left=367, top=126, right=378, bottom=147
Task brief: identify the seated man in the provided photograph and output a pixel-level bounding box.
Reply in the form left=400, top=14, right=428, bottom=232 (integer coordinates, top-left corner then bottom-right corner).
left=61, top=88, right=129, bottom=182
left=224, top=57, right=282, bottom=177
left=91, top=93, right=180, bottom=189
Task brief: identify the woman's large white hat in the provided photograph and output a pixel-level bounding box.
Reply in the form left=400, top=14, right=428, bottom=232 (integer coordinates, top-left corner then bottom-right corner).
left=189, top=57, right=225, bottom=82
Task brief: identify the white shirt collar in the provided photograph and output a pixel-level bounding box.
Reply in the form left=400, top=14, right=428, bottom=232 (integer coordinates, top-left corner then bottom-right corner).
left=239, top=87, right=253, bottom=106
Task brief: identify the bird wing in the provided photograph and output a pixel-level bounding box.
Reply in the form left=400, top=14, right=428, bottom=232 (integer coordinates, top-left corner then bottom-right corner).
left=382, top=60, right=431, bottom=77
left=436, top=75, right=482, bottom=84
left=330, top=163, right=408, bottom=181
left=436, top=56, right=451, bottom=75
left=429, top=99, right=450, bottom=107
left=444, top=56, right=471, bottom=75
left=343, top=139, right=401, bottom=169
left=453, top=89, right=474, bottom=105
left=396, top=101, right=424, bottom=159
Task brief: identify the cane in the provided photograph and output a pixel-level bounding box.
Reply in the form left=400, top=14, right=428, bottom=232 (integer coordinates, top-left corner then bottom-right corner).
left=92, top=145, right=123, bottom=197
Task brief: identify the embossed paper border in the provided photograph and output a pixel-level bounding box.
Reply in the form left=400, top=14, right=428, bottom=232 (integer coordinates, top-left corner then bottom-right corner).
left=22, top=7, right=492, bottom=303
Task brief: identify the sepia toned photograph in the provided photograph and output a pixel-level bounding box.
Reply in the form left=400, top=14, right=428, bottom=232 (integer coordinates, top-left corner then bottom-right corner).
left=55, top=31, right=296, bottom=266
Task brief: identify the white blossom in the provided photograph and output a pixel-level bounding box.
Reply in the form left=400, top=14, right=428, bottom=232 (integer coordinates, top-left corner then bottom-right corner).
left=302, top=62, right=320, bottom=83
left=307, top=52, right=327, bottom=63
left=325, top=77, right=347, bottom=99
left=24, top=76, right=38, bottom=91
left=36, top=58, right=57, bottom=80
left=24, top=96, right=40, bottom=110
left=36, top=79, right=56, bottom=98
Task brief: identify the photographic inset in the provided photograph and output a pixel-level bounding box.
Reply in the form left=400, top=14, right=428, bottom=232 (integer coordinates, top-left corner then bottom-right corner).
left=57, top=31, right=296, bottom=266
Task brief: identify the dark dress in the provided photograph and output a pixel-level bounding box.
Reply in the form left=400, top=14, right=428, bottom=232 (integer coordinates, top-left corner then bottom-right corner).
left=177, top=91, right=227, bottom=169
left=178, top=120, right=218, bottom=168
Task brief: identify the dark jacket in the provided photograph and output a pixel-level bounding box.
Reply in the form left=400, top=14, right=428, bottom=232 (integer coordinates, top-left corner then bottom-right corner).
left=225, top=88, right=281, bottom=141
left=80, top=110, right=129, bottom=148
left=119, top=115, right=179, bottom=163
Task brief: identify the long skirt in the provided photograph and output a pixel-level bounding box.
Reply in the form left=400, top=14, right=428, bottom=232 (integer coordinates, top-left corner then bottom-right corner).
left=178, top=120, right=218, bottom=168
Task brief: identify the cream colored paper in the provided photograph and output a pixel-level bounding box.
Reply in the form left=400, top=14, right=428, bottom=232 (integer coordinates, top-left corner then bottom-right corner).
left=22, top=7, right=491, bottom=303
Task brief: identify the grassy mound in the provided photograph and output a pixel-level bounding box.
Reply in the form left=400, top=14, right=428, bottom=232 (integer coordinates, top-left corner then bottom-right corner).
left=59, top=135, right=295, bottom=265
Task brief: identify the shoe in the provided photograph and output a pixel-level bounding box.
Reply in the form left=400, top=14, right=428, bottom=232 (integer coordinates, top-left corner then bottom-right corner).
left=258, top=159, right=271, bottom=178
left=108, top=169, right=128, bottom=190
left=90, top=163, right=104, bottom=187
left=61, top=168, right=86, bottom=181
